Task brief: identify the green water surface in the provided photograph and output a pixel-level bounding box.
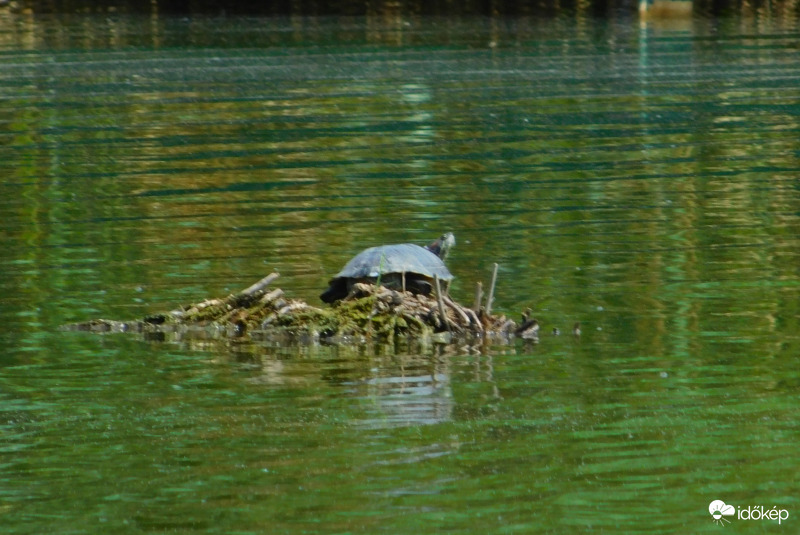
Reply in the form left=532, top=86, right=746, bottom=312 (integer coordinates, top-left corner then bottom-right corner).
left=1, top=12, right=799, bottom=534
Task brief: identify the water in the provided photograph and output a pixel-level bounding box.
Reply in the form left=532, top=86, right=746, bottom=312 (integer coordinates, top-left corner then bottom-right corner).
left=1, top=12, right=799, bottom=534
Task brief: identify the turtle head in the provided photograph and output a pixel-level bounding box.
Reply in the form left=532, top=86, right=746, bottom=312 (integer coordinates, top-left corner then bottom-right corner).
left=426, top=232, right=455, bottom=261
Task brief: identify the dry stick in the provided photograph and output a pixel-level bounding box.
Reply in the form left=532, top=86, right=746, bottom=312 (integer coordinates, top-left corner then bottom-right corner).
left=462, top=306, right=484, bottom=333
left=443, top=295, right=474, bottom=330
left=260, top=294, right=289, bottom=326
left=190, top=298, right=224, bottom=313
left=277, top=303, right=309, bottom=316
left=259, top=288, right=284, bottom=305
left=485, top=263, right=499, bottom=317
left=222, top=288, right=280, bottom=324
left=232, top=273, right=281, bottom=308
left=239, top=272, right=280, bottom=298
left=434, top=275, right=452, bottom=333
left=473, top=281, right=483, bottom=313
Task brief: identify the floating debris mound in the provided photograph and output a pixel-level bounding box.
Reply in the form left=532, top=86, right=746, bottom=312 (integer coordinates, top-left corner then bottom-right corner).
left=62, top=272, right=519, bottom=345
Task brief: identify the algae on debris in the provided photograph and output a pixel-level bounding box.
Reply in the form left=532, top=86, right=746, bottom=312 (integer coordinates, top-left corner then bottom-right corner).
left=61, top=272, right=518, bottom=345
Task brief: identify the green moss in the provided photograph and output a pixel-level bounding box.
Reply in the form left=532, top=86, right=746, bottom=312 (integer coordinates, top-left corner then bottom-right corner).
left=64, top=278, right=503, bottom=345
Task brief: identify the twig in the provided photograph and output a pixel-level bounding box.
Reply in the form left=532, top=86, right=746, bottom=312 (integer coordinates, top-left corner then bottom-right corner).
left=188, top=298, right=224, bottom=314
left=238, top=272, right=280, bottom=298
left=259, top=288, right=284, bottom=305
left=463, top=306, right=484, bottom=333
left=473, top=281, right=483, bottom=313
left=232, top=272, right=281, bottom=308
left=485, top=263, right=499, bottom=317
left=277, top=302, right=309, bottom=316
left=443, top=295, right=470, bottom=326
left=434, top=275, right=452, bottom=333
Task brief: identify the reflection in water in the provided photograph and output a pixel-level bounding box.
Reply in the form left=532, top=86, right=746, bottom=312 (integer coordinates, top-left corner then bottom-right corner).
left=239, top=344, right=456, bottom=428
left=358, top=370, right=452, bottom=428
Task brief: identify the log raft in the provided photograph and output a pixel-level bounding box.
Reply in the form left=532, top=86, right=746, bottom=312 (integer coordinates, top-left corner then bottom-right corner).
left=61, top=273, right=518, bottom=345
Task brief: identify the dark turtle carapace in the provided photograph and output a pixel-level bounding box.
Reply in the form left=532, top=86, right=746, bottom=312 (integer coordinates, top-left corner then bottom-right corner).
left=320, top=233, right=455, bottom=304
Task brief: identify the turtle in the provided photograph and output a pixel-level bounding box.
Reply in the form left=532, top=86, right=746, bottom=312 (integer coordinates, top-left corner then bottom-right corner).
left=320, top=232, right=455, bottom=304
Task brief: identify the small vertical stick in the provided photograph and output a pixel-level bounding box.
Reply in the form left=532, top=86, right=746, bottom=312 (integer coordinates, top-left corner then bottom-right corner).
left=473, top=281, right=483, bottom=313
left=402, top=270, right=406, bottom=293
left=485, top=263, right=499, bottom=317
left=434, top=275, right=451, bottom=332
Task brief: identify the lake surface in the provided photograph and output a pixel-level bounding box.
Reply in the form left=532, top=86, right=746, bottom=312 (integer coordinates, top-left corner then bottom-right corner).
left=1, top=11, right=799, bottom=534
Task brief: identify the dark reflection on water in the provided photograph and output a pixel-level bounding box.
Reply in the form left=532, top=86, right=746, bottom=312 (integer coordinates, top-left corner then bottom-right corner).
left=1, top=12, right=799, bottom=535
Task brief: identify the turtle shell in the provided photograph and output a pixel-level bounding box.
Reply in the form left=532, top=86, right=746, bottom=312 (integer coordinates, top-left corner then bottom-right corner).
left=333, top=243, right=453, bottom=281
